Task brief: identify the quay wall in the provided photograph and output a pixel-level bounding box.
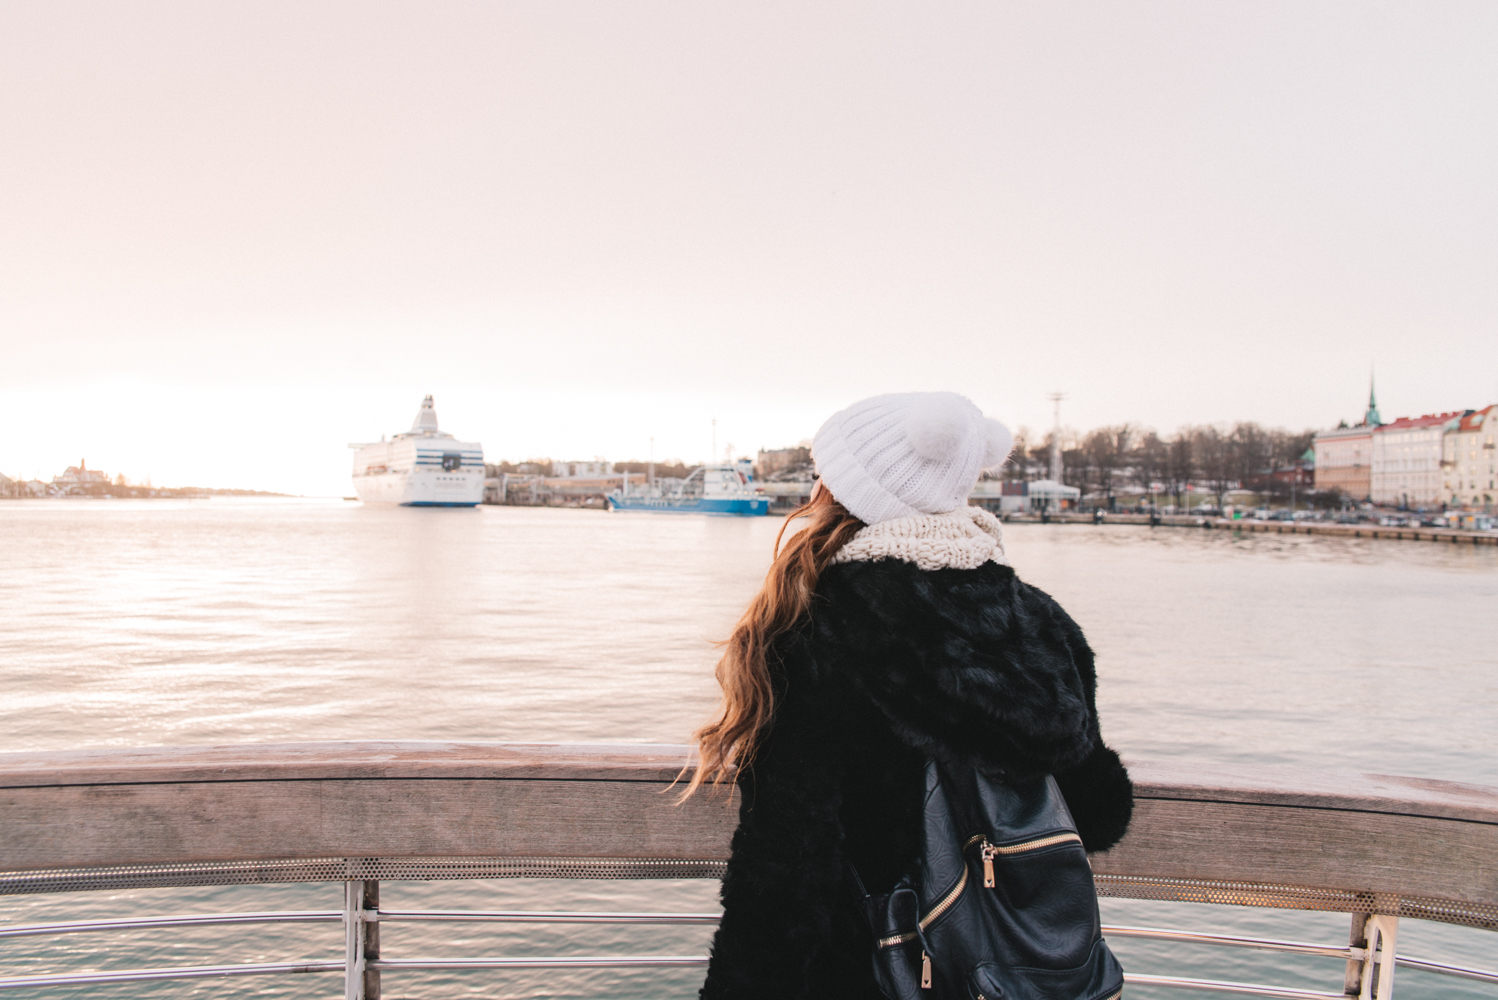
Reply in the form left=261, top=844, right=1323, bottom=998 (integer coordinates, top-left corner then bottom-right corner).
left=1004, top=512, right=1498, bottom=546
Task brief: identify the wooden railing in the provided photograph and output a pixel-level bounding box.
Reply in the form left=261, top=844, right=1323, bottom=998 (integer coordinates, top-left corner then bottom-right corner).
left=1, top=742, right=1495, bottom=998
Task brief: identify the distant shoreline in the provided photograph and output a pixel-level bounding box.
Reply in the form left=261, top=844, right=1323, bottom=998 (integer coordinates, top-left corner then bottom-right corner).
left=1, top=489, right=296, bottom=500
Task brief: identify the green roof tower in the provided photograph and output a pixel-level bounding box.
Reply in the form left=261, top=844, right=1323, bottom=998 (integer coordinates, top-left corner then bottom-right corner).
left=1364, top=371, right=1382, bottom=427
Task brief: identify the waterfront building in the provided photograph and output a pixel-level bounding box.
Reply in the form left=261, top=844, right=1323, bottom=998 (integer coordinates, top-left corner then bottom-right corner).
left=1247, top=449, right=1315, bottom=494
left=489, top=472, right=546, bottom=505
left=552, top=460, right=612, bottom=478
left=487, top=469, right=644, bottom=507
left=1312, top=380, right=1381, bottom=500
left=755, top=446, right=811, bottom=479
left=1443, top=404, right=1496, bottom=510
left=549, top=472, right=630, bottom=502
left=1370, top=412, right=1463, bottom=508
left=1313, top=426, right=1372, bottom=498
left=967, top=479, right=1006, bottom=512
left=51, top=459, right=110, bottom=493
left=755, top=479, right=815, bottom=512
left=970, top=479, right=1079, bottom=514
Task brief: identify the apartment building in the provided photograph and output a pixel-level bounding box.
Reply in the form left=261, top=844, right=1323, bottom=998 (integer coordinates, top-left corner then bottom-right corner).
left=1370, top=413, right=1462, bottom=507
left=1312, top=382, right=1381, bottom=500
left=1312, top=424, right=1373, bottom=500
left=1443, top=405, right=1496, bottom=509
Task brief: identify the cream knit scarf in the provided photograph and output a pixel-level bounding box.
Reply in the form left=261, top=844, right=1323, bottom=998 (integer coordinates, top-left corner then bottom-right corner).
left=832, top=505, right=1009, bottom=571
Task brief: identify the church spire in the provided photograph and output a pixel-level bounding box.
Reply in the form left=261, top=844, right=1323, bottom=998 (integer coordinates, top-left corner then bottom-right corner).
left=1364, top=369, right=1381, bottom=427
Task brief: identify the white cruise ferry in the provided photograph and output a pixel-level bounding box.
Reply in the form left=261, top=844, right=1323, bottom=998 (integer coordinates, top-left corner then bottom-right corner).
left=349, top=396, right=485, bottom=506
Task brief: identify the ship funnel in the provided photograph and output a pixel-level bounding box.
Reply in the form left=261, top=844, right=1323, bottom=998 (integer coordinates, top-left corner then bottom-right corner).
left=411, top=395, right=440, bottom=434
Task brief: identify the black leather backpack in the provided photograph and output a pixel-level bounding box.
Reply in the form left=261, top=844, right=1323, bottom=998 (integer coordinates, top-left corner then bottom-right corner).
left=854, top=759, right=1124, bottom=1000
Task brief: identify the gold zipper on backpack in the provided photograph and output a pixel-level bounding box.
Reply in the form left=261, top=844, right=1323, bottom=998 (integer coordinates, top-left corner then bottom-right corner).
left=919, top=863, right=968, bottom=928
left=878, top=831, right=1092, bottom=992
left=968, top=832, right=1084, bottom=887
left=876, top=861, right=970, bottom=949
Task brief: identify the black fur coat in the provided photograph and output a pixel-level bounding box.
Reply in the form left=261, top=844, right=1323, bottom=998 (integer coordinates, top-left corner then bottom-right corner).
left=699, top=557, right=1133, bottom=1000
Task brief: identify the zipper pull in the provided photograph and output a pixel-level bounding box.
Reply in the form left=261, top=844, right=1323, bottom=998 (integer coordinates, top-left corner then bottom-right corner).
left=921, top=950, right=932, bottom=989
left=981, top=840, right=996, bottom=888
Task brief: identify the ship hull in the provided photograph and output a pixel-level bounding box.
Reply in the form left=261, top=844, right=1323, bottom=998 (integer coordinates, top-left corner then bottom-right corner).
left=607, top=495, right=769, bottom=516
left=352, top=470, right=484, bottom=506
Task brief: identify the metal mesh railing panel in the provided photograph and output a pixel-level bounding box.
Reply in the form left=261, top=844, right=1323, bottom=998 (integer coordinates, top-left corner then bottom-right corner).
left=1094, top=875, right=1498, bottom=931
left=6, top=862, right=1494, bottom=932
left=1396, top=895, right=1498, bottom=931
left=0, top=857, right=728, bottom=896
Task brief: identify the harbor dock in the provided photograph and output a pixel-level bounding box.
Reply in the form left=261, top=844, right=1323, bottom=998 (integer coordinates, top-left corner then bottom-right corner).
left=1004, top=512, right=1498, bottom=545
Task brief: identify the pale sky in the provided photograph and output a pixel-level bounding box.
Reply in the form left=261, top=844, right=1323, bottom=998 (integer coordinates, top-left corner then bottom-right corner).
left=3, top=2, right=1495, bottom=495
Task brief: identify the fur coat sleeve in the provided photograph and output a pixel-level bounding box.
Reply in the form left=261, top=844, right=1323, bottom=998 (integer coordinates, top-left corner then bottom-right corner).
left=809, top=558, right=1133, bottom=851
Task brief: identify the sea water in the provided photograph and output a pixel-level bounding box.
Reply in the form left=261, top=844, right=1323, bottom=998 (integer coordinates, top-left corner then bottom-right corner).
left=1, top=499, right=1494, bottom=997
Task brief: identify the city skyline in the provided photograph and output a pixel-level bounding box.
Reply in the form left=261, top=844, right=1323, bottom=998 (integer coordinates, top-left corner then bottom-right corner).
left=12, top=384, right=1494, bottom=498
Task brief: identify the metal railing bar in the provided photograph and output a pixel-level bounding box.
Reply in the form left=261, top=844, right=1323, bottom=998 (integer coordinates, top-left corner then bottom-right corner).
left=0, top=910, right=342, bottom=939
left=370, top=955, right=710, bottom=971
left=1102, top=924, right=1352, bottom=960
left=1121, top=973, right=1344, bottom=999
left=370, top=961, right=1346, bottom=996
left=0, top=961, right=343, bottom=990
left=1397, top=955, right=1498, bottom=984
left=377, top=908, right=721, bottom=924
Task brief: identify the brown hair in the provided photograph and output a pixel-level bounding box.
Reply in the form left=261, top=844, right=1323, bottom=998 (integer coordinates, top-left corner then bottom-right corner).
left=681, top=485, right=864, bottom=799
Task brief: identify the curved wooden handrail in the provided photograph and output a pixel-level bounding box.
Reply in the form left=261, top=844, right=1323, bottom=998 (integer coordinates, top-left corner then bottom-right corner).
left=1, top=742, right=1495, bottom=920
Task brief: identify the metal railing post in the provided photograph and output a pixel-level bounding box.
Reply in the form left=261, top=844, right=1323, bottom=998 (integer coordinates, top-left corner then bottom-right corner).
left=344, top=880, right=377, bottom=1000
left=1343, top=911, right=1367, bottom=996
left=363, top=880, right=381, bottom=1000
left=1346, top=907, right=1401, bottom=999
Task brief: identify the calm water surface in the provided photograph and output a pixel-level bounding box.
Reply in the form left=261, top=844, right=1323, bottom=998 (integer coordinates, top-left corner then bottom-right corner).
left=2, top=499, right=1495, bottom=997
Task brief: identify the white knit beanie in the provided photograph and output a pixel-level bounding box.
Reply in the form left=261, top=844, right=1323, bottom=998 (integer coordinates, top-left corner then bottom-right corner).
left=812, top=392, right=1014, bottom=525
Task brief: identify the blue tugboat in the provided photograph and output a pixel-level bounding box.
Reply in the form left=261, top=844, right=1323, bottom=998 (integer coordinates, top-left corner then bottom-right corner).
left=607, top=461, right=770, bottom=516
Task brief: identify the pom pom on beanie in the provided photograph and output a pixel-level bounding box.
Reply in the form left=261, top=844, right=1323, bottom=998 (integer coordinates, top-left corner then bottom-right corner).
left=906, top=394, right=972, bottom=462
left=812, top=391, right=1013, bottom=525
left=984, top=419, right=1014, bottom=469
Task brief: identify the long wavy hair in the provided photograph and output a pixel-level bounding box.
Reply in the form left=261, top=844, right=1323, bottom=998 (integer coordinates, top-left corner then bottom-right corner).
left=681, top=484, right=864, bottom=799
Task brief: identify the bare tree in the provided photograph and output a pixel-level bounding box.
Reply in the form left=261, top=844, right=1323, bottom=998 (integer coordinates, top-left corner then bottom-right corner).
left=1189, top=425, right=1235, bottom=510
left=969, top=414, right=1312, bottom=513
left=1266, top=428, right=1315, bottom=470
left=1003, top=426, right=1033, bottom=481
left=1132, top=431, right=1168, bottom=507
left=1082, top=425, right=1135, bottom=510
left=1229, top=422, right=1272, bottom=494
left=1061, top=441, right=1093, bottom=499
left=1162, top=433, right=1194, bottom=511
